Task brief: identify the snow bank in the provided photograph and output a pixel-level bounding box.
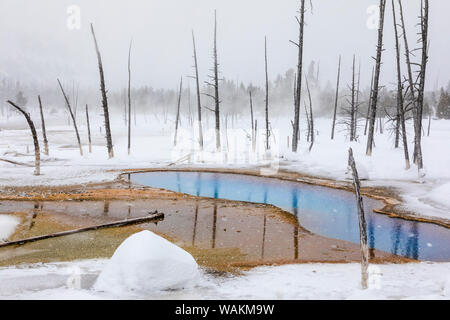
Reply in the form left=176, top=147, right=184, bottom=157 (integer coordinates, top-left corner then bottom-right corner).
left=1, top=259, right=450, bottom=300
left=428, top=183, right=450, bottom=209
left=94, top=231, right=199, bottom=294
left=0, top=214, right=20, bottom=241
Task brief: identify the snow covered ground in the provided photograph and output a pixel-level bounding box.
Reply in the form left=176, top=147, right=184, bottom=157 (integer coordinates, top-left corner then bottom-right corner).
left=0, top=113, right=449, bottom=300
left=0, top=259, right=449, bottom=300
left=0, top=113, right=448, bottom=221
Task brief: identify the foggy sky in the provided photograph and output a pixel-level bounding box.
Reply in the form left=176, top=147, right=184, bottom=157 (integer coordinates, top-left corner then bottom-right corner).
left=1, top=0, right=449, bottom=91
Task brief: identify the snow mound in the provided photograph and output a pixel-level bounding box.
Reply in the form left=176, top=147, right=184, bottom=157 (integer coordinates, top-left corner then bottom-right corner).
left=94, top=231, right=199, bottom=294
left=0, top=214, right=20, bottom=241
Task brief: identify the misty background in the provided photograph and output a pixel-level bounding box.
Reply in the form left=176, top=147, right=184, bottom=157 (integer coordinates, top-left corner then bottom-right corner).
left=0, top=0, right=449, bottom=122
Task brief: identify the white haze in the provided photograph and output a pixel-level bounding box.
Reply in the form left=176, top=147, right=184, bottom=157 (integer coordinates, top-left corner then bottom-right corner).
left=0, top=0, right=449, bottom=91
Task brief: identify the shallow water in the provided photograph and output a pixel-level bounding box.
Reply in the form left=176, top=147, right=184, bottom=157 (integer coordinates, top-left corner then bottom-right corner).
left=130, top=171, right=450, bottom=262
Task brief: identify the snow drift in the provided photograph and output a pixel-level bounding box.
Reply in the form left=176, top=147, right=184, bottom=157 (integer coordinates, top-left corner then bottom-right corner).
left=94, top=230, right=199, bottom=294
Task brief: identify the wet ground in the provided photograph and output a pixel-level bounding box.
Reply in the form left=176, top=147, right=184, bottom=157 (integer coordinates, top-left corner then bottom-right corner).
left=0, top=185, right=410, bottom=273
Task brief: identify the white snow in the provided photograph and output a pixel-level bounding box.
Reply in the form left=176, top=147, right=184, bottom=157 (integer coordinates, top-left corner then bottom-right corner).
left=0, top=259, right=449, bottom=300
left=94, top=231, right=200, bottom=294
left=0, top=115, right=448, bottom=222
left=0, top=214, right=20, bottom=241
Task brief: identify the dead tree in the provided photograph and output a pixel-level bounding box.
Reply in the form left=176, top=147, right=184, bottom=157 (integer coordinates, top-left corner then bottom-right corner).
left=348, top=147, right=369, bottom=289
left=364, top=67, right=375, bottom=136
left=204, top=11, right=221, bottom=151
left=414, top=0, right=429, bottom=171
left=57, top=79, right=83, bottom=156
left=366, top=0, right=387, bottom=156
left=127, top=39, right=132, bottom=155
left=392, top=0, right=410, bottom=169
left=350, top=55, right=357, bottom=141
left=331, top=55, right=341, bottom=140
left=191, top=31, right=204, bottom=150
left=7, top=100, right=40, bottom=175
left=398, top=0, right=423, bottom=169
left=304, top=102, right=310, bottom=142
left=264, top=36, right=270, bottom=151
left=354, top=61, right=361, bottom=137
left=291, top=0, right=306, bottom=152
left=86, top=104, right=92, bottom=153
left=174, top=77, right=183, bottom=146
left=305, top=77, right=314, bottom=151
left=38, top=95, right=49, bottom=156
left=90, top=23, right=114, bottom=159
left=249, top=90, right=256, bottom=151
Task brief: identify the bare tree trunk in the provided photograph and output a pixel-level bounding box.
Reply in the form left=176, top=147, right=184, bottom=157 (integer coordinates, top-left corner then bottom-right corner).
left=355, top=61, right=361, bottom=139
left=366, top=0, right=387, bottom=156
left=364, top=67, right=375, bottom=136
left=90, top=23, right=114, bottom=159
left=392, top=0, right=410, bottom=169
left=192, top=31, right=204, bottom=150
left=427, top=111, right=431, bottom=137
left=57, top=79, right=83, bottom=156
left=291, top=0, right=305, bottom=152
left=7, top=100, right=40, bottom=175
left=415, top=0, right=429, bottom=171
left=249, top=90, right=256, bottom=152
left=348, top=147, right=369, bottom=289
left=127, top=39, right=132, bottom=155
left=213, top=11, right=221, bottom=150
left=174, top=77, right=183, bottom=146
left=86, top=104, right=92, bottom=153
left=38, top=95, right=49, bottom=156
left=264, top=36, right=270, bottom=151
left=331, top=55, right=341, bottom=140
left=305, top=78, right=314, bottom=151
left=350, top=54, right=356, bottom=142
left=304, top=102, right=310, bottom=143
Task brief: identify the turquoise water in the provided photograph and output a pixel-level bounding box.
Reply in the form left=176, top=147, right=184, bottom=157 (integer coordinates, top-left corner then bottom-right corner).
left=130, top=171, right=450, bottom=262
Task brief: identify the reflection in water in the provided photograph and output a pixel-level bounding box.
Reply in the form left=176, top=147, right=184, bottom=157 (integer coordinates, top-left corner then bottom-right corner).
left=368, top=214, right=375, bottom=259
left=192, top=202, right=199, bottom=247
left=0, top=198, right=410, bottom=264
left=130, top=171, right=450, bottom=262
left=103, top=201, right=110, bottom=217
left=406, top=223, right=419, bottom=260
left=261, top=214, right=266, bottom=260
left=392, top=220, right=402, bottom=256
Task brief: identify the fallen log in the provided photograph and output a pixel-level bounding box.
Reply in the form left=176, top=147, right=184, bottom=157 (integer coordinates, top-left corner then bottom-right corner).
left=0, top=157, right=34, bottom=167
left=0, top=211, right=164, bottom=248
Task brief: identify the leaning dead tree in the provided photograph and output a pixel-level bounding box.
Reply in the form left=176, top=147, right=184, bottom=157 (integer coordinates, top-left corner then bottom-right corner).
left=6, top=100, right=40, bottom=175
left=86, top=104, right=92, bottom=153
left=291, top=0, right=306, bottom=152
left=264, top=36, right=270, bottom=151
left=331, top=55, right=341, bottom=140
left=174, top=77, right=183, bottom=146
left=366, top=0, right=387, bottom=156
left=127, top=39, right=133, bottom=155
left=392, top=0, right=410, bottom=169
left=348, top=148, right=369, bottom=289
left=57, top=79, right=83, bottom=156
left=38, top=95, right=49, bottom=156
left=90, top=23, right=114, bottom=159
left=204, top=10, right=221, bottom=151
left=191, top=31, right=204, bottom=150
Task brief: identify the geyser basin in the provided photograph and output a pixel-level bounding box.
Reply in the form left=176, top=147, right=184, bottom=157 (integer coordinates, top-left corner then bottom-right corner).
left=130, top=171, right=450, bottom=262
